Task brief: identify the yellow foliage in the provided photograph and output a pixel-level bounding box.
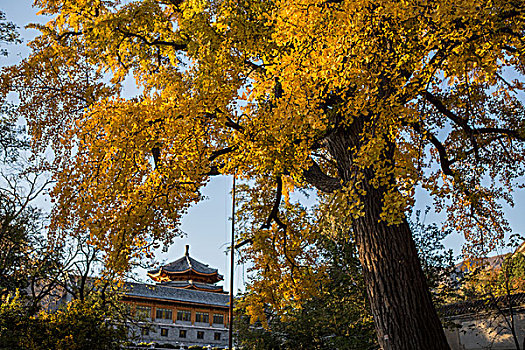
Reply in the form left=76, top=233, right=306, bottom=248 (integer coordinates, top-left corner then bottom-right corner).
left=3, top=0, right=525, bottom=297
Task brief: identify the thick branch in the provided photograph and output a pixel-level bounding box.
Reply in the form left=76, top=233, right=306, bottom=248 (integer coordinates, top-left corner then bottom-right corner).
left=424, top=90, right=484, bottom=159
left=209, top=146, right=236, bottom=162
left=409, top=121, right=455, bottom=177
left=163, top=0, right=184, bottom=7
left=116, top=28, right=187, bottom=51
left=244, top=60, right=265, bottom=73
left=204, top=110, right=244, bottom=132
left=424, top=91, right=525, bottom=160
left=207, top=165, right=221, bottom=176
left=303, top=159, right=342, bottom=193
left=57, top=30, right=82, bottom=41
left=234, top=238, right=252, bottom=249
left=224, top=115, right=244, bottom=132
left=152, top=147, right=160, bottom=169
left=423, top=91, right=472, bottom=129
left=261, top=176, right=286, bottom=231
left=474, top=127, right=525, bottom=141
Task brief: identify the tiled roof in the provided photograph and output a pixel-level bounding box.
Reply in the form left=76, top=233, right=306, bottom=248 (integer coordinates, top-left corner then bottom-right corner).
left=439, top=293, right=525, bottom=317
left=147, top=245, right=223, bottom=279
left=123, top=282, right=229, bottom=308
left=163, top=255, right=220, bottom=275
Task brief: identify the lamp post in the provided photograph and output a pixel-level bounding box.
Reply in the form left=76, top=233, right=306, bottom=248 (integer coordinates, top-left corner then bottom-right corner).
left=228, top=174, right=236, bottom=350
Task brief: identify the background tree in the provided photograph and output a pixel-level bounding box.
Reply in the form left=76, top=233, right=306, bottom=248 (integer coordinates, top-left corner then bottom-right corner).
left=0, top=8, right=58, bottom=307
left=4, top=1, right=525, bottom=349
left=235, top=234, right=377, bottom=350
left=410, top=208, right=457, bottom=306
left=0, top=10, right=133, bottom=349
left=460, top=235, right=525, bottom=299
left=0, top=289, right=129, bottom=350
left=0, top=9, right=23, bottom=161
left=235, top=202, right=457, bottom=350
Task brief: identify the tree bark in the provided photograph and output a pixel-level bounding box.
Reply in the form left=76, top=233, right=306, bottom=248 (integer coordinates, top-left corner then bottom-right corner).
left=323, top=123, right=451, bottom=350
left=352, top=187, right=450, bottom=349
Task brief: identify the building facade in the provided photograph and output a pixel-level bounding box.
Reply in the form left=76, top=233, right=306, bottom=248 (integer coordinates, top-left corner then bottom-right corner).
left=442, top=293, right=525, bottom=350
left=124, top=246, right=229, bottom=349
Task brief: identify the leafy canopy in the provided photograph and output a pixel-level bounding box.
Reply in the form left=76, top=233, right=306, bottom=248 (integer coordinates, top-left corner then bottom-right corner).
left=235, top=234, right=376, bottom=350
left=0, top=290, right=128, bottom=350
left=3, top=0, right=525, bottom=273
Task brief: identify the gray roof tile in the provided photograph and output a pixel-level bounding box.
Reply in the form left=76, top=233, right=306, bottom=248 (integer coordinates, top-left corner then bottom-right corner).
left=123, top=282, right=229, bottom=308
left=439, top=292, right=525, bottom=317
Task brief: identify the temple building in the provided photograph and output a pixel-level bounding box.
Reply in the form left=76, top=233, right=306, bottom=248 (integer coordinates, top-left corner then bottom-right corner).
left=124, top=245, right=229, bottom=349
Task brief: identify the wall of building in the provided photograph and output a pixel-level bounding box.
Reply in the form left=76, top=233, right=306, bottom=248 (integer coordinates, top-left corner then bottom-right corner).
left=129, top=321, right=228, bottom=349
left=125, top=300, right=229, bottom=349
left=444, top=310, right=525, bottom=350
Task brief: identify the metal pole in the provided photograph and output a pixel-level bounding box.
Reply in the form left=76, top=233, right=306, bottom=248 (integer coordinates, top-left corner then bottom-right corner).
left=228, top=174, right=236, bottom=350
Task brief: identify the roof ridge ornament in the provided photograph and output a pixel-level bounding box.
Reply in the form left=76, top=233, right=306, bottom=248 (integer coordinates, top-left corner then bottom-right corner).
left=185, top=245, right=193, bottom=269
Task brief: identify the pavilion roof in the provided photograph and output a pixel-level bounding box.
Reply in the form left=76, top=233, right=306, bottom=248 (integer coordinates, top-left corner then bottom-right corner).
left=147, top=245, right=223, bottom=283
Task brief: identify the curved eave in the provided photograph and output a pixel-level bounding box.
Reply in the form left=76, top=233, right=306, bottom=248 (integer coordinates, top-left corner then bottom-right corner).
left=148, top=268, right=171, bottom=282
left=179, top=285, right=225, bottom=293
left=147, top=267, right=164, bottom=279
left=148, top=267, right=220, bottom=277
left=148, top=269, right=223, bottom=283
left=165, top=267, right=220, bottom=277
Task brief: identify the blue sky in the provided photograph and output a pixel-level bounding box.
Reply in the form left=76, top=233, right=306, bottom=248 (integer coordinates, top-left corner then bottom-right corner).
left=0, top=0, right=243, bottom=293
left=2, top=0, right=525, bottom=295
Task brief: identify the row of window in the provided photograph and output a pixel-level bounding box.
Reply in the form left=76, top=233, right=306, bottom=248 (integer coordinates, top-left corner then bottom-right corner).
left=135, top=305, right=224, bottom=324
left=142, top=327, right=222, bottom=340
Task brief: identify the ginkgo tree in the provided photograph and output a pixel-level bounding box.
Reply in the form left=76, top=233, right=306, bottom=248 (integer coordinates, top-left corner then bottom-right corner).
left=3, top=0, right=525, bottom=349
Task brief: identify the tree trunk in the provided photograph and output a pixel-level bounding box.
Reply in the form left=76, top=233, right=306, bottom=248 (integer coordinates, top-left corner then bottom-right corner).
left=352, top=185, right=450, bottom=349
left=325, top=124, right=451, bottom=350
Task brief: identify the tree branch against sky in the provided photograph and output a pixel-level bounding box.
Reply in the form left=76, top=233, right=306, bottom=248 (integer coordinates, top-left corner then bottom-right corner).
left=2, top=0, right=525, bottom=349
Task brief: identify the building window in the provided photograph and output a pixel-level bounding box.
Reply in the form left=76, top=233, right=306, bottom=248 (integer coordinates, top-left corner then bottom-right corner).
left=177, top=310, right=191, bottom=322
left=141, top=327, right=149, bottom=336
left=160, top=328, right=169, bottom=337
left=135, top=306, right=151, bottom=319
left=195, top=311, right=209, bottom=323
left=156, top=308, right=173, bottom=320
left=213, top=313, right=224, bottom=324
left=214, top=332, right=221, bottom=340
left=179, top=329, right=187, bottom=338
left=197, top=331, right=204, bottom=339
